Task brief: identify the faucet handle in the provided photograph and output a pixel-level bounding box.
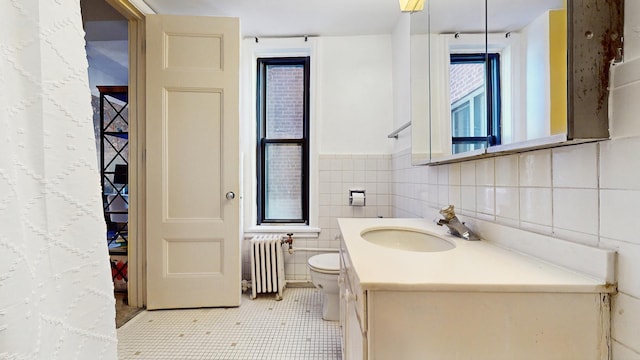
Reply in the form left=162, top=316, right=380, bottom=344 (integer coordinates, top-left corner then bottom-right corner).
left=439, top=205, right=456, bottom=221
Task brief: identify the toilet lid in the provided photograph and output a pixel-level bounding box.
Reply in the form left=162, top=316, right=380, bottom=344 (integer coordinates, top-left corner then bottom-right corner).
left=308, top=253, right=340, bottom=274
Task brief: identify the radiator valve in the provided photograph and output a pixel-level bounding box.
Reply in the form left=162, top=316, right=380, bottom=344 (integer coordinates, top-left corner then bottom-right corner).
left=283, top=233, right=294, bottom=254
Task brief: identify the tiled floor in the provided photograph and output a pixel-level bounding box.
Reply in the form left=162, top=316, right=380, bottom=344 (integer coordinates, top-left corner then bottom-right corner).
left=117, top=287, right=342, bottom=360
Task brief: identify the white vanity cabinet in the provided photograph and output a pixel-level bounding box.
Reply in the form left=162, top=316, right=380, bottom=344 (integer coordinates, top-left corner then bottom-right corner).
left=339, top=244, right=366, bottom=360
left=338, top=218, right=615, bottom=360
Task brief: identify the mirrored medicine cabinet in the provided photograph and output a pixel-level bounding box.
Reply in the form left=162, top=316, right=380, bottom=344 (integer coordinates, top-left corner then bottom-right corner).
left=410, top=0, right=624, bottom=165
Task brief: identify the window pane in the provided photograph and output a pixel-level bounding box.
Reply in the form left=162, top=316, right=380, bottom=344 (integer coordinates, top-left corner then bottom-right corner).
left=453, top=142, right=486, bottom=154
left=449, top=63, right=484, bottom=105
left=266, top=65, right=304, bottom=139
left=452, top=103, right=471, bottom=137
left=265, top=143, right=302, bottom=220
left=450, top=62, right=485, bottom=138
left=472, top=93, right=486, bottom=136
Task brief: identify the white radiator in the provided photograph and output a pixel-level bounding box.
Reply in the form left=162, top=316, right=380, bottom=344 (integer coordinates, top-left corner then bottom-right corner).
left=250, top=235, right=286, bottom=300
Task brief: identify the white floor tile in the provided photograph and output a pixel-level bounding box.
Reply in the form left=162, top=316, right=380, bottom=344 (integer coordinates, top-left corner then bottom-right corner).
left=117, top=288, right=341, bottom=360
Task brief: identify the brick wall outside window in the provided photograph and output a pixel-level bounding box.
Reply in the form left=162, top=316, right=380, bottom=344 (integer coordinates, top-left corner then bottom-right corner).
left=450, top=63, right=484, bottom=104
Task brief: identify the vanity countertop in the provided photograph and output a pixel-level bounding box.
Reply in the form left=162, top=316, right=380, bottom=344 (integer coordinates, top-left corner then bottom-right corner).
left=338, top=218, right=614, bottom=293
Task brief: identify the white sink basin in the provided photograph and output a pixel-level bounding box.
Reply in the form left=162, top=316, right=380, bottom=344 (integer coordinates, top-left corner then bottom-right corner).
left=360, top=227, right=455, bottom=252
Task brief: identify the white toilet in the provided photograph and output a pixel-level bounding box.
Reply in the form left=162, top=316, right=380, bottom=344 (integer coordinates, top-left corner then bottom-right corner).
left=308, top=253, right=340, bottom=321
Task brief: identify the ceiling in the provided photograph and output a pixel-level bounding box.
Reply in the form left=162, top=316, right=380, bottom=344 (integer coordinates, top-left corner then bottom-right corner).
left=411, top=0, right=564, bottom=34
left=141, top=0, right=403, bottom=37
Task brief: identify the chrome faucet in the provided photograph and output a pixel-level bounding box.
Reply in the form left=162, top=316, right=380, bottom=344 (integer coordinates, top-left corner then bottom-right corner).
left=436, top=205, right=480, bottom=241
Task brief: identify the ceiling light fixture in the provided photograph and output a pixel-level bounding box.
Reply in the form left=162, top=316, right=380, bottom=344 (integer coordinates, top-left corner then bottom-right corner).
left=398, top=0, right=424, bottom=12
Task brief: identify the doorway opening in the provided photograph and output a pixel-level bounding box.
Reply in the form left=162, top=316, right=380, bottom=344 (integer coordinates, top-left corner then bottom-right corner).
left=80, top=0, right=140, bottom=327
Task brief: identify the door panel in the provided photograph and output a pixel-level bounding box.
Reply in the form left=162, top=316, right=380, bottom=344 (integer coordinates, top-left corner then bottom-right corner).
left=166, top=89, right=222, bottom=220
left=146, top=14, right=240, bottom=309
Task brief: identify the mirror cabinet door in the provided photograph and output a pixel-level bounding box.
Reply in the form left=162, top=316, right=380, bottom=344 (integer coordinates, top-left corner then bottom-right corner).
left=410, top=0, right=488, bottom=164
left=410, top=7, right=431, bottom=164
left=411, top=0, right=624, bottom=165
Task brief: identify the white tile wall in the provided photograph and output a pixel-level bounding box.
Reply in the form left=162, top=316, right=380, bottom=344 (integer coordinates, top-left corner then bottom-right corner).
left=519, top=187, right=552, bottom=228
left=495, top=155, right=519, bottom=187
left=495, top=186, right=519, bottom=225
left=600, top=189, right=640, bottom=245
left=552, top=143, right=598, bottom=188
left=475, top=158, right=494, bottom=186
left=612, top=341, right=640, bottom=360
left=552, top=188, right=599, bottom=244
left=601, top=137, right=640, bottom=191
left=243, top=154, right=392, bottom=283
left=519, top=150, right=551, bottom=187
left=612, top=293, right=640, bottom=354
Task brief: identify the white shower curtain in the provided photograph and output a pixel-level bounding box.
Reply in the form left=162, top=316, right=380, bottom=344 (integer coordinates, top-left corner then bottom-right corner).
left=0, top=1, right=118, bottom=359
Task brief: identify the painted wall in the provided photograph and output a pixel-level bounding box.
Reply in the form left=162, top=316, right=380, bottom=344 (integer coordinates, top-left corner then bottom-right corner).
left=317, top=36, right=395, bottom=154
left=392, top=13, right=412, bottom=154
left=523, top=11, right=551, bottom=140
left=86, top=40, right=129, bottom=96
left=391, top=4, right=640, bottom=356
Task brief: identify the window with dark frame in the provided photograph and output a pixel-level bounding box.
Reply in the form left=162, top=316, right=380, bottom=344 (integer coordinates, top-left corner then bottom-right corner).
left=449, top=53, right=501, bottom=154
left=256, top=57, right=310, bottom=224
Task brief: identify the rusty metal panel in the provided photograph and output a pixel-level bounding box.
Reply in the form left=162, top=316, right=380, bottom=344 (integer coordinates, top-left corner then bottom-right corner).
left=567, top=0, right=624, bottom=139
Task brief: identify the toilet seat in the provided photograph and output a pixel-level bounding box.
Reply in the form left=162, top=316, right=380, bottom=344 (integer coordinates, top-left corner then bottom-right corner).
left=308, top=253, right=340, bottom=275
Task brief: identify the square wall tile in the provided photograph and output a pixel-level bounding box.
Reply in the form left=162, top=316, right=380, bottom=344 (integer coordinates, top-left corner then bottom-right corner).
left=319, top=158, right=332, bottom=170
left=365, top=158, right=377, bottom=171
left=342, top=158, right=354, bottom=170
left=552, top=188, right=598, bottom=235
left=460, top=185, right=476, bottom=213
left=449, top=163, right=461, bottom=186
left=519, top=149, right=551, bottom=187
left=519, top=187, right=552, bottom=226
left=449, top=185, right=461, bottom=210
left=476, top=158, right=495, bottom=186
left=377, top=158, right=390, bottom=171
left=438, top=164, right=449, bottom=185
left=476, top=186, right=495, bottom=216
left=461, top=161, right=476, bottom=186
left=495, top=187, right=519, bottom=220
left=552, top=142, right=598, bottom=188
left=427, top=184, right=439, bottom=206
left=601, top=136, right=640, bottom=190
left=600, top=189, right=640, bottom=245
left=612, top=293, right=640, bottom=354
left=495, top=154, right=518, bottom=187
left=427, top=166, right=439, bottom=185
left=438, top=185, right=449, bottom=207
left=612, top=341, right=640, bottom=360
left=330, top=158, right=342, bottom=171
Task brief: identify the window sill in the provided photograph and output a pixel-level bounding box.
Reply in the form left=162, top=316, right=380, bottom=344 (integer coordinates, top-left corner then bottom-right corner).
left=244, top=225, right=321, bottom=239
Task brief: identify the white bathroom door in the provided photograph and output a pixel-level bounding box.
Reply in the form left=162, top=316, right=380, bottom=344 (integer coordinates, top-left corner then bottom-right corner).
left=145, top=14, right=240, bottom=309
